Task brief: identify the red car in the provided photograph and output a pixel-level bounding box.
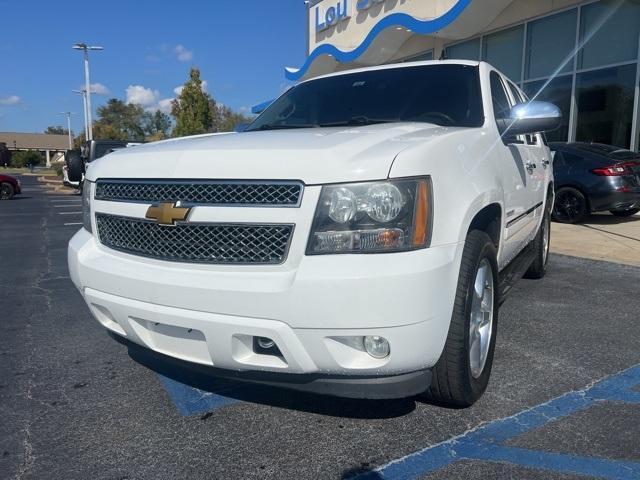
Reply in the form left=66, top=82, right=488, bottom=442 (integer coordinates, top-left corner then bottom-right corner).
left=0, top=174, right=21, bottom=200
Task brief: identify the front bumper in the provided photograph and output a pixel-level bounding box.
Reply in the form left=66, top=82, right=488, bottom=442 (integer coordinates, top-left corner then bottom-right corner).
left=69, top=229, right=462, bottom=397
left=112, top=332, right=432, bottom=399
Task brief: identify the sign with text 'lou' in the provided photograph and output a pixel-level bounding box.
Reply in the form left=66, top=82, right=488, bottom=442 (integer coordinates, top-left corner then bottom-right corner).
left=315, top=0, right=392, bottom=32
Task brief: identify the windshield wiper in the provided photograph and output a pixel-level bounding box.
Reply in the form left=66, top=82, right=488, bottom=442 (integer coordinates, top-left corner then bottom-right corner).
left=248, top=124, right=318, bottom=131
left=318, top=116, right=399, bottom=127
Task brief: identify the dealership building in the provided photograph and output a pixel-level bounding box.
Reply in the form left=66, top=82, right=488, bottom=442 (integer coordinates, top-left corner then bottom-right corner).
left=278, top=0, right=640, bottom=151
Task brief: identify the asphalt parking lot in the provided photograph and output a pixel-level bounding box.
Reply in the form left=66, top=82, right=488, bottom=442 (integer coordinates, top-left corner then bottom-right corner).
left=1, top=176, right=639, bottom=480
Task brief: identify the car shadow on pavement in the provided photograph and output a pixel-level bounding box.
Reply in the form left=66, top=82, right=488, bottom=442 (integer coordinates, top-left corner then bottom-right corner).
left=119, top=334, right=417, bottom=419
left=341, top=465, right=384, bottom=479
left=3, top=196, right=33, bottom=201
left=584, top=213, right=640, bottom=225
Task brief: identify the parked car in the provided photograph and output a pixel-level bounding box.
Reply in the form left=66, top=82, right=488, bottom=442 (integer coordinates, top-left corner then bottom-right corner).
left=549, top=142, right=640, bottom=223
left=0, top=174, right=21, bottom=200
left=62, top=163, right=80, bottom=190
left=65, top=140, right=143, bottom=191
left=68, top=61, right=560, bottom=407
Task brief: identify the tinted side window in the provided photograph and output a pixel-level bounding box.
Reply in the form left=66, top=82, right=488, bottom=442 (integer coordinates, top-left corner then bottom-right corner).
left=507, top=81, right=525, bottom=104
left=490, top=72, right=512, bottom=120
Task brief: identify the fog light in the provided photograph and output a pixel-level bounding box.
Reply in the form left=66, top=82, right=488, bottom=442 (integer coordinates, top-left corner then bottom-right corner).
left=363, top=336, right=390, bottom=359
left=257, top=337, right=275, bottom=350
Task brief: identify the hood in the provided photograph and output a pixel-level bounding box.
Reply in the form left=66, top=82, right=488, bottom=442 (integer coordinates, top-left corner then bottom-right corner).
left=85, top=123, right=458, bottom=184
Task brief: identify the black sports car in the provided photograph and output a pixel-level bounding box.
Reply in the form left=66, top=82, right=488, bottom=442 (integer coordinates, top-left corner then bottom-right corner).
left=549, top=142, right=640, bottom=223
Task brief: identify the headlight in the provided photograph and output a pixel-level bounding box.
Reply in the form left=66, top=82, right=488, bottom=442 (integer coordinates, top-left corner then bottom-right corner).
left=307, top=177, right=432, bottom=254
left=82, top=181, right=93, bottom=233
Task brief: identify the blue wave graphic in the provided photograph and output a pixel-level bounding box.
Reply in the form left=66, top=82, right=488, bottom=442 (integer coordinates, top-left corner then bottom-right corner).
left=286, top=0, right=472, bottom=81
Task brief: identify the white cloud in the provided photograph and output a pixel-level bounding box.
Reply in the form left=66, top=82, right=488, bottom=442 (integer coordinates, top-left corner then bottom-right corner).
left=90, top=83, right=110, bottom=95
left=126, top=85, right=160, bottom=108
left=126, top=84, right=173, bottom=113
left=174, top=44, right=193, bottom=62
left=157, top=98, right=174, bottom=114
left=0, top=95, right=20, bottom=105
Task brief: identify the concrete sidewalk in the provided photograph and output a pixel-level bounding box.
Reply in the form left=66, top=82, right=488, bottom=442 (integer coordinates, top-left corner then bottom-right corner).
left=551, top=212, right=640, bottom=267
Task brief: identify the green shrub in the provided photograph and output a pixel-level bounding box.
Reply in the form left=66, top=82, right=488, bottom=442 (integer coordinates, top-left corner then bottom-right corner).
left=11, top=150, right=44, bottom=168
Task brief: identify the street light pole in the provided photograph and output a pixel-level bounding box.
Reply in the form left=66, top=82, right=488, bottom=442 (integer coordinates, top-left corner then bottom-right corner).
left=72, top=89, right=89, bottom=141
left=59, top=112, right=74, bottom=149
left=72, top=43, right=103, bottom=141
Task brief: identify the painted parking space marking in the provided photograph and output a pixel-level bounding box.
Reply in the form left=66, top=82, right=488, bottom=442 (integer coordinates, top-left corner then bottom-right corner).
left=157, top=374, right=239, bottom=416
left=53, top=204, right=82, bottom=208
left=64, top=222, right=83, bottom=226
left=58, top=211, right=82, bottom=215
left=355, top=364, right=640, bottom=480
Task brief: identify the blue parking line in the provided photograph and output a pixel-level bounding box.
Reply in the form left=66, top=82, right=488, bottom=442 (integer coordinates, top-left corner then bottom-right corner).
left=355, top=364, right=640, bottom=480
left=157, top=374, right=239, bottom=416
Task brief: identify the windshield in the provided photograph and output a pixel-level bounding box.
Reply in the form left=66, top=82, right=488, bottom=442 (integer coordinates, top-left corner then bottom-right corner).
left=246, top=64, right=484, bottom=131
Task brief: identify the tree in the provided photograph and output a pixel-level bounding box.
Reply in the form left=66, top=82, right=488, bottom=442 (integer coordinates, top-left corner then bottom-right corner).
left=171, top=68, right=214, bottom=137
left=94, top=99, right=148, bottom=141
left=11, top=150, right=43, bottom=168
left=145, top=110, right=172, bottom=141
left=45, top=126, right=69, bottom=135
left=216, top=105, right=253, bottom=132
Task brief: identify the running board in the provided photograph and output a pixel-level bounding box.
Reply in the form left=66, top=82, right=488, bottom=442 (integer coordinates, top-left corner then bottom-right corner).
left=498, top=241, right=536, bottom=304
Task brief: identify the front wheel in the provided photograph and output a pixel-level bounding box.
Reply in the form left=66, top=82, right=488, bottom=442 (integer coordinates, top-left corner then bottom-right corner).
left=610, top=208, right=640, bottom=217
left=0, top=182, right=14, bottom=200
left=525, top=205, right=551, bottom=279
left=422, top=230, right=498, bottom=408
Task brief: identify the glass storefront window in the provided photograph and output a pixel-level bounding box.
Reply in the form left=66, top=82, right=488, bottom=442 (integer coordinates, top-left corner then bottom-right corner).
left=525, top=9, right=577, bottom=80
left=523, top=75, right=573, bottom=142
left=578, top=0, right=640, bottom=70
left=576, top=64, right=636, bottom=148
left=445, top=38, right=480, bottom=61
left=482, top=25, right=524, bottom=82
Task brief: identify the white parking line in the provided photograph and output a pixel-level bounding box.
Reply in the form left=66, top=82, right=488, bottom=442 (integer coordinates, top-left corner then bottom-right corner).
left=53, top=204, right=82, bottom=208
left=64, top=222, right=83, bottom=226
left=59, top=211, right=82, bottom=215
left=52, top=199, right=82, bottom=203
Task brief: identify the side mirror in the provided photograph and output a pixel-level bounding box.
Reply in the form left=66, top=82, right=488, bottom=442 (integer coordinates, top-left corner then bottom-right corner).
left=497, top=101, right=562, bottom=136
left=65, top=149, right=84, bottom=182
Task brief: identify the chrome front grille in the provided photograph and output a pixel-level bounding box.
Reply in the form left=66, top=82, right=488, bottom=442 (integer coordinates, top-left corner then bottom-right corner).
left=94, top=180, right=303, bottom=206
left=96, top=214, right=294, bottom=264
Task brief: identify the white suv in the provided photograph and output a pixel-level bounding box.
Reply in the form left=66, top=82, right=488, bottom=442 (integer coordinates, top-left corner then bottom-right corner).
left=68, top=61, right=560, bottom=407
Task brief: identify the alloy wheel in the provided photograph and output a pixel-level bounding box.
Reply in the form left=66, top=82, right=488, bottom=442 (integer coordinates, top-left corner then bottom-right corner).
left=469, top=258, right=494, bottom=379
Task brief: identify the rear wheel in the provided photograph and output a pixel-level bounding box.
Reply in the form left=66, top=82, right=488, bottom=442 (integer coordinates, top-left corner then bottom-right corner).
left=553, top=187, right=588, bottom=223
left=610, top=208, right=640, bottom=217
left=422, top=230, right=498, bottom=407
left=0, top=182, right=14, bottom=200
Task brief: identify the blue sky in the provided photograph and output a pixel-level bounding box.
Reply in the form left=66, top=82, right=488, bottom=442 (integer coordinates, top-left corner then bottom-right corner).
left=0, top=0, right=307, bottom=134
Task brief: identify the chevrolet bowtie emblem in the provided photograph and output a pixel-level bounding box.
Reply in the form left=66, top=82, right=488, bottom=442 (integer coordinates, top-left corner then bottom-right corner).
left=145, top=201, right=191, bottom=226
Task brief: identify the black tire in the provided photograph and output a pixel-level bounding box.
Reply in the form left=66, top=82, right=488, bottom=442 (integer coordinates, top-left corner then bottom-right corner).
left=65, top=150, right=85, bottom=183
left=610, top=208, right=640, bottom=217
left=525, top=204, right=551, bottom=279
left=552, top=187, right=588, bottom=223
left=0, top=182, right=14, bottom=200
left=422, top=230, right=498, bottom=407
